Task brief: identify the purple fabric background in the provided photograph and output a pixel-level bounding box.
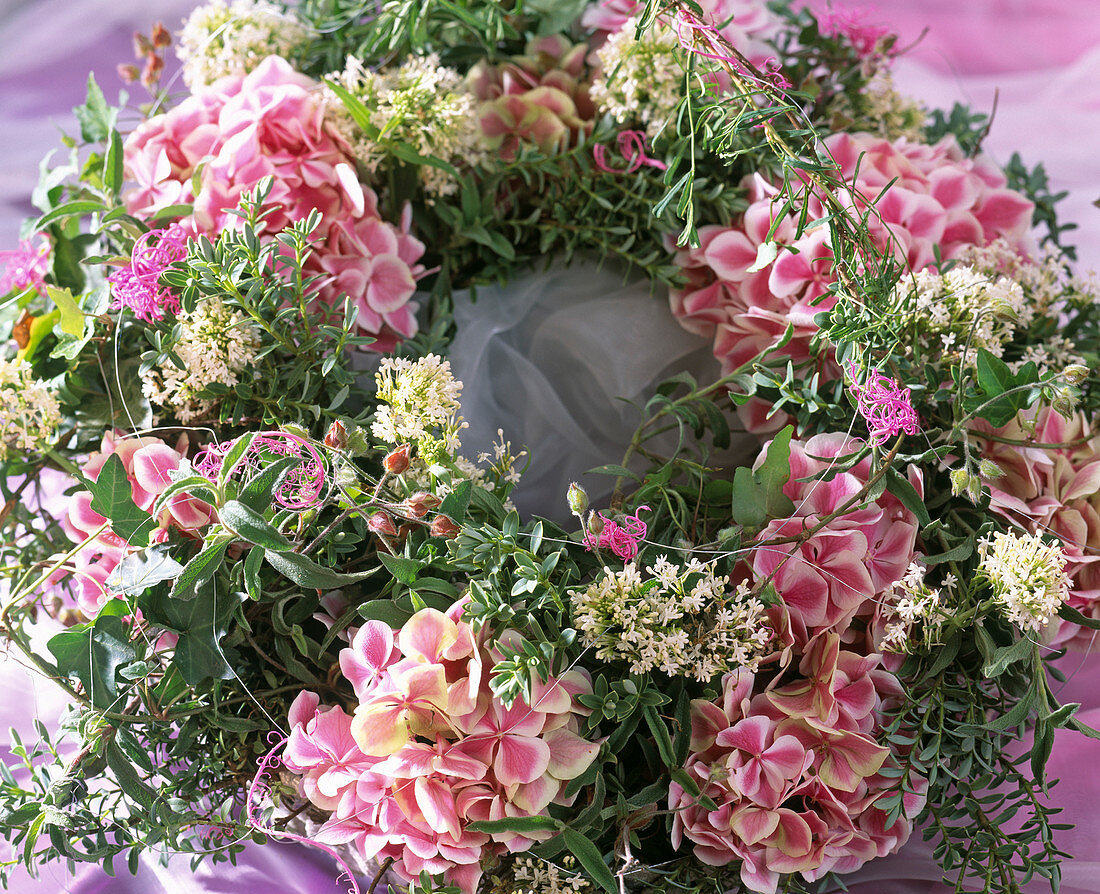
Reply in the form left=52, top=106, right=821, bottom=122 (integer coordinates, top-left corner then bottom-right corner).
left=1, top=0, right=1099, bottom=889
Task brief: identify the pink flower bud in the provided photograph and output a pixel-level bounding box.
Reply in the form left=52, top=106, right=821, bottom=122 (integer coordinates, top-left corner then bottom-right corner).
left=404, top=491, right=441, bottom=519
left=133, top=31, right=153, bottom=58
left=151, top=22, right=171, bottom=49
left=367, top=511, right=397, bottom=538
left=429, top=514, right=460, bottom=539
left=384, top=444, right=411, bottom=475
left=117, top=63, right=141, bottom=84
left=323, top=421, right=348, bottom=450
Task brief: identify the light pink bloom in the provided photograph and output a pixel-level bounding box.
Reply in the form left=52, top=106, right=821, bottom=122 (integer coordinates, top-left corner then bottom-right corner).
left=670, top=132, right=1035, bottom=433
left=0, top=236, right=49, bottom=295
left=123, top=55, right=426, bottom=350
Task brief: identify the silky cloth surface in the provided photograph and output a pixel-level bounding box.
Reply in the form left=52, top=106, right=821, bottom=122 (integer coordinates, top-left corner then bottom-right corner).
left=1, top=0, right=1099, bottom=890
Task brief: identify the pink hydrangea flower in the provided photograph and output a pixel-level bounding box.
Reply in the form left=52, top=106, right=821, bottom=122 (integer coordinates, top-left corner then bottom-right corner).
left=283, top=605, right=600, bottom=893
left=0, top=236, right=49, bottom=295
left=583, top=505, right=649, bottom=560
left=582, top=0, right=782, bottom=67
left=123, top=55, right=426, bottom=350
left=976, top=407, right=1100, bottom=649
left=672, top=636, right=922, bottom=894
left=58, top=430, right=214, bottom=615
left=751, top=433, right=922, bottom=636
left=819, top=6, right=890, bottom=60
left=670, top=132, right=1035, bottom=433
left=846, top=362, right=920, bottom=446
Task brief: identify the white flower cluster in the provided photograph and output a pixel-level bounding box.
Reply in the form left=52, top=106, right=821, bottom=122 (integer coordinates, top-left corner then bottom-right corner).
left=373, top=354, right=466, bottom=464
left=879, top=562, right=950, bottom=653
left=142, top=297, right=259, bottom=423
left=325, top=54, right=484, bottom=199
left=894, top=263, right=1028, bottom=362
left=590, top=17, right=694, bottom=139
left=978, top=531, right=1072, bottom=632
left=0, top=359, right=61, bottom=460
left=511, top=856, right=591, bottom=894
left=572, top=557, right=772, bottom=681
left=176, top=0, right=308, bottom=89
left=828, top=71, right=926, bottom=141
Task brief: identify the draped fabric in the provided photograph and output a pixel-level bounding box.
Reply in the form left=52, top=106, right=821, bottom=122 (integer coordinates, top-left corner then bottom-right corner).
left=1, top=0, right=1098, bottom=890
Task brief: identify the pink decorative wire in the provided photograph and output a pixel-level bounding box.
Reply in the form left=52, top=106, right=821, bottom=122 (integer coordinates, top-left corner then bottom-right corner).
left=584, top=506, right=650, bottom=561
left=246, top=734, right=362, bottom=894
left=672, top=9, right=791, bottom=90
left=846, top=362, right=920, bottom=446
left=592, top=130, right=668, bottom=174
left=194, top=431, right=328, bottom=510
left=109, top=223, right=190, bottom=321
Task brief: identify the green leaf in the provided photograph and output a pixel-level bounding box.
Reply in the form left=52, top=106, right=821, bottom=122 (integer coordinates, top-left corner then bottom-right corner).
left=74, top=73, right=115, bottom=143
left=106, top=544, right=184, bottom=596
left=104, top=129, right=123, bottom=197
left=243, top=546, right=264, bottom=601
left=732, top=424, right=795, bottom=530
left=885, top=468, right=931, bottom=527
left=643, top=705, right=675, bottom=767
left=83, top=453, right=154, bottom=545
left=263, top=549, right=379, bottom=590
left=439, top=479, right=473, bottom=524
left=219, top=500, right=293, bottom=550
left=142, top=577, right=242, bottom=686
left=379, top=553, right=422, bottom=585
left=1059, top=602, right=1100, bottom=631
left=585, top=464, right=640, bottom=482
left=46, top=285, right=84, bottom=337
left=962, top=349, right=1038, bottom=426
left=105, top=741, right=156, bottom=811
left=466, top=816, right=561, bottom=835
left=357, top=600, right=414, bottom=626
left=561, top=827, right=617, bottom=894
left=981, top=636, right=1033, bottom=679
left=237, top=455, right=300, bottom=513
left=47, top=614, right=136, bottom=709
left=33, top=200, right=107, bottom=232
left=170, top=539, right=231, bottom=601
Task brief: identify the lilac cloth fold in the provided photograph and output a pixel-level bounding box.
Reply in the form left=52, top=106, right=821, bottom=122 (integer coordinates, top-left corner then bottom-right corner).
left=1, top=0, right=1099, bottom=890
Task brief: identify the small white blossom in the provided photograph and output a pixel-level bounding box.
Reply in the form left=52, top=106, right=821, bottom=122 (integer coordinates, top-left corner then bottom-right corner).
left=325, top=54, right=485, bottom=199
left=978, top=531, right=1072, bottom=632
left=512, top=856, right=591, bottom=894
left=176, top=0, right=309, bottom=89
left=590, top=17, right=696, bottom=139
left=878, top=562, right=948, bottom=653
left=572, top=557, right=772, bottom=681
left=0, top=359, right=61, bottom=459
left=141, top=296, right=259, bottom=423
left=372, top=354, right=466, bottom=462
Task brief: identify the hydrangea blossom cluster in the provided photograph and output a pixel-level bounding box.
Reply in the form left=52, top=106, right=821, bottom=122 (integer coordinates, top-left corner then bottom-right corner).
left=176, top=0, right=309, bottom=89
left=123, top=55, right=426, bottom=349
left=671, top=636, right=923, bottom=894
left=59, top=431, right=214, bottom=615
left=572, top=557, right=773, bottom=680
left=108, top=223, right=190, bottom=321
left=325, top=54, right=484, bottom=199
left=0, top=359, right=61, bottom=460
left=751, top=433, right=922, bottom=637
left=976, top=407, right=1100, bottom=647
left=0, top=236, right=49, bottom=295
left=283, top=605, right=601, bottom=893
left=845, top=363, right=920, bottom=446
left=978, top=530, right=1072, bottom=632
left=669, top=132, right=1035, bottom=430
left=141, top=296, right=259, bottom=423
left=468, top=36, right=596, bottom=161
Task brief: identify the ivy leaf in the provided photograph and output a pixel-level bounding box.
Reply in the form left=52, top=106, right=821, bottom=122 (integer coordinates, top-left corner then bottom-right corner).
left=731, top=424, right=795, bottom=531
left=962, top=349, right=1038, bottom=426
left=141, top=577, right=243, bottom=686
left=73, top=73, right=116, bottom=143
left=47, top=613, right=136, bottom=709
left=46, top=285, right=84, bottom=337
left=106, top=544, right=185, bottom=596
left=83, top=453, right=153, bottom=545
